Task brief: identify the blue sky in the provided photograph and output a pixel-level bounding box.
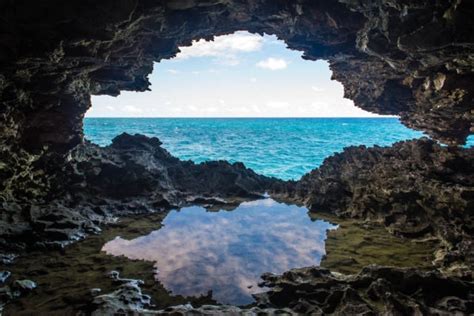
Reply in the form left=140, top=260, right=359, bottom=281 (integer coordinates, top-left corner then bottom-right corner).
left=87, top=32, right=383, bottom=117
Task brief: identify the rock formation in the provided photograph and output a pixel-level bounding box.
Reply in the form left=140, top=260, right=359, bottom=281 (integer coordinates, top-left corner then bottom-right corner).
left=1, top=0, right=473, bottom=223
left=87, top=266, right=474, bottom=315
left=1, top=133, right=274, bottom=252
left=0, top=0, right=473, bottom=314
left=255, top=265, right=474, bottom=315
left=272, top=138, right=474, bottom=277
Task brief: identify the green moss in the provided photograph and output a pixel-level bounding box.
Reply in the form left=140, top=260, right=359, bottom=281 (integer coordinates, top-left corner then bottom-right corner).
left=310, top=212, right=439, bottom=275
left=3, top=209, right=440, bottom=314
left=2, top=212, right=217, bottom=314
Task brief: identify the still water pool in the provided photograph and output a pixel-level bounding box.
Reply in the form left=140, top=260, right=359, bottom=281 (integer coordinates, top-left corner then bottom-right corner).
left=102, top=198, right=336, bottom=305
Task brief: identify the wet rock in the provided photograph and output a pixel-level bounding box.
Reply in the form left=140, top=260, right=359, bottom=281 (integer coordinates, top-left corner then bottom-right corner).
left=13, top=280, right=37, bottom=293
left=0, top=0, right=472, bottom=219
left=0, top=254, right=17, bottom=265
left=92, top=272, right=153, bottom=316
left=0, top=271, right=10, bottom=284
left=71, top=133, right=275, bottom=202
left=272, top=138, right=474, bottom=276
left=254, top=265, right=474, bottom=315
left=90, top=288, right=101, bottom=296
left=0, top=278, right=37, bottom=314
left=0, top=133, right=278, bottom=250
left=89, top=266, right=474, bottom=315
left=0, top=0, right=472, bottom=314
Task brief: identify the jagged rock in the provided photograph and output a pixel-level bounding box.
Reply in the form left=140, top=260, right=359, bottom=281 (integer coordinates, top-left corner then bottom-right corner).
left=0, top=133, right=277, bottom=250
left=13, top=280, right=37, bottom=293
left=271, top=138, right=474, bottom=275
left=0, top=254, right=16, bottom=266
left=0, top=271, right=10, bottom=284
left=92, top=272, right=153, bottom=316
left=88, top=266, right=474, bottom=315
left=0, top=0, right=473, bottom=210
left=68, top=133, right=275, bottom=202
left=0, top=0, right=473, bottom=314
left=0, top=278, right=37, bottom=314
left=254, top=265, right=474, bottom=315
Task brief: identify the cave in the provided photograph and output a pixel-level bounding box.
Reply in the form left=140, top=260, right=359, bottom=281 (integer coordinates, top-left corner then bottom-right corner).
left=1, top=0, right=473, bottom=314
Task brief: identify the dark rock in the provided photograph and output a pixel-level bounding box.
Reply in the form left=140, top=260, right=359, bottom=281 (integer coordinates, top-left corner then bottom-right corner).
left=252, top=265, right=474, bottom=315
left=0, top=254, right=16, bottom=265
left=0, top=133, right=278, bottom=250
left=0, top=0, right=473, bottom=213
left=88, top=266, right=474, bottom=315
left=92, top=272, right=153, bottom=315
left=0, top=0, right=473, bottom=314
left=0, top=0, right=472, bottom=154
left=13, top=280, right=37, bottom=293
left=0, top=278, right=37, bottom=314
left=271, top=138, right=474, bottom=276
left=0, top=271, right=10, bottom=284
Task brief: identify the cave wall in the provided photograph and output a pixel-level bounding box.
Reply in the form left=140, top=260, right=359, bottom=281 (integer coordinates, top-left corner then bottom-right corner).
left=1, top=0, right=473, bottom=203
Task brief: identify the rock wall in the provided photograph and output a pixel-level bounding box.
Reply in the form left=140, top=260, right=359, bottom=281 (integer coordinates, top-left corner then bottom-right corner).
left=1, top=0, right=472, bottom=151
left=0, top=1, right=473, bottom=313
left=1, top=133, right=276, bottom=252
left=1, top=0, right=472, bottom=211
left=272, top=138, right=474, bottom=276
left=87, top=266, right=474, bottom=315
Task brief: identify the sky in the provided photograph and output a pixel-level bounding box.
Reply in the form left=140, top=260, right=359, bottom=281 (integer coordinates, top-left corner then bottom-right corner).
left=86, top=31, right=384, bottom=118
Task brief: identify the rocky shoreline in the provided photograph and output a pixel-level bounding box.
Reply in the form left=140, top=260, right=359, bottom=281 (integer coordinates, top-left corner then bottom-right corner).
left=1, top=134, right=473, bottom=315
left=1, top=133, right=276, bottom=254
left=272, top=138, right=474, bottom=278
left=1, top=0, right=473, bottom=314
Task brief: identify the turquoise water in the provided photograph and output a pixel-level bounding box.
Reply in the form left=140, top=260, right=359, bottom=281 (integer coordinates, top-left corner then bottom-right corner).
left=84, top=118, right=472, bottom=180
left=103, top=198, right=336, bottom=305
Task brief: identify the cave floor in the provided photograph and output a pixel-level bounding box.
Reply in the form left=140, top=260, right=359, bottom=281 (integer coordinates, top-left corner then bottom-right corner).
left=1, top=199, right=438, bottom=315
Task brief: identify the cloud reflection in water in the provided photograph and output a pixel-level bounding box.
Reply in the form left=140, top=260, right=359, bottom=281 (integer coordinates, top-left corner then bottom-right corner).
left=102, top=198, right=336, bottom=305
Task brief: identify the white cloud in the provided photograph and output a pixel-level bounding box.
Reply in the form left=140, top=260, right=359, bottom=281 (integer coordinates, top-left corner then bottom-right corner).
left=311, top=86, right=325, bottom=93
left=256, top=57, right=288, bottom=70
left=187, top=105, right=198, bottom=112
left=86, top=33, right=388, bottom=118
left=250, top=104, right=262, bottom=113
left=204, top=106, right=218, bottom=113
left=218, top=55, right=240, bottom=66
left=266, top=101, right=289, bottom=109
left=176, top=32, right=263, bottom=66
left=124, top=105, right=143, bottom=114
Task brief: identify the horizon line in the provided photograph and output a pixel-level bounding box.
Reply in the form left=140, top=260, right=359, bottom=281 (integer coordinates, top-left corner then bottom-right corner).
left=84, top=116, right=398, bottom=119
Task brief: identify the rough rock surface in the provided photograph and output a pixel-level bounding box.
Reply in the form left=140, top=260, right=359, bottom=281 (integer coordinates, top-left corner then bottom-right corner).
left=0, top=0, right=473, bottom=314
left=254, top=265, right=474, bottom=315
left=272, top=138, right=474, bottom=276
left=0, top=133, right=276, bottom=252
left=0, top=0, right=473, bottom=209
left=88, top=266, right=474, bottom=315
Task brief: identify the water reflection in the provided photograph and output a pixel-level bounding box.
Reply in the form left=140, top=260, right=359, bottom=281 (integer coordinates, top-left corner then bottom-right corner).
left=102, top=198, right=336, bottom=305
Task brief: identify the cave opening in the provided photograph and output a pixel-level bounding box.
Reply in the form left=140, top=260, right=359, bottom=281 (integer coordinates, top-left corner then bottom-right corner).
left=84, top=31, right=424, bottom=180
left=2, top=1, right=474, bottom=314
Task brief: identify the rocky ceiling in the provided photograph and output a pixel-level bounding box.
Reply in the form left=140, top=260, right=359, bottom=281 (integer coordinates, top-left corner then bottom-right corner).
left=1, top=1, right=473, bottom=313
left=1, top=0, right=473, bottom=155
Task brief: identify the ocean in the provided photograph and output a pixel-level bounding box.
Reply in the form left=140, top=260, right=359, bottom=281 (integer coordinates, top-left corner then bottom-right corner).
left=84, top=118, right=471, bottom=181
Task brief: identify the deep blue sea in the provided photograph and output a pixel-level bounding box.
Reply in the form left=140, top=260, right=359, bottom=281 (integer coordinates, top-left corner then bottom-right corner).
left=84, top=118, right=472, bottom=180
